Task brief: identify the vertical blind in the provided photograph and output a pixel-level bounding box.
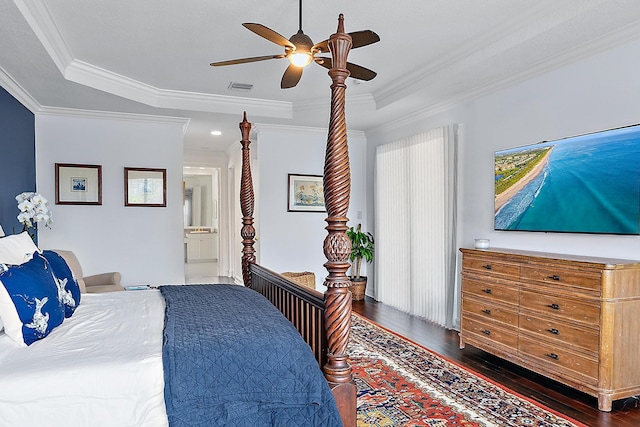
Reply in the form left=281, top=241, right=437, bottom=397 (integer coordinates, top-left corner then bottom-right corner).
left=375, top=125, right=458, bottom=327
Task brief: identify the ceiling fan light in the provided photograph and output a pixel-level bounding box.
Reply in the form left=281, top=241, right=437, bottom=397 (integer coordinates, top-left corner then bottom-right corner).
left=289, top=52, right=312, bottom=67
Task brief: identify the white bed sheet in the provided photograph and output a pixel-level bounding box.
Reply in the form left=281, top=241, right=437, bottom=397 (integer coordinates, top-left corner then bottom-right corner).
left=0, top=290, right=168, bottom=427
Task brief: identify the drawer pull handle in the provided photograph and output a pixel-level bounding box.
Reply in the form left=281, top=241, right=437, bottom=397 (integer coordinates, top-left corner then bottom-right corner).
left=546, top=353, right=559, bottom=360
left=547, top=275, right=561, bottom=281
left=547, top=303, right=560, bottom=310
left=483, top=264, right=493, bottom=270
left=547, top=328, right=560, bottom=335
left=481, top=329, right=491, bottom=336
left=481, top=309, right=491, bottom=315
left=482, top=288, right=492, bottom=294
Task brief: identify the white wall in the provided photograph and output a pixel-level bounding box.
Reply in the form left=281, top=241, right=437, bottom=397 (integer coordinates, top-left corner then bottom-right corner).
left=35, top=111, right=187, bottom=286
left=248, top=124, right=368, bottom=290
left=367, top=36, right=640, bottom=261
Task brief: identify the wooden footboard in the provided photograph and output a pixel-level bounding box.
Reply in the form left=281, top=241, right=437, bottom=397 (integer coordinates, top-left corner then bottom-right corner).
left=250, top=263, right=327, bottom=367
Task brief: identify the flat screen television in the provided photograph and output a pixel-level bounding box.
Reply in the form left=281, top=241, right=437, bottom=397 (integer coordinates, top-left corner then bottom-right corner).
left=494, top=124, right=640, bottom=235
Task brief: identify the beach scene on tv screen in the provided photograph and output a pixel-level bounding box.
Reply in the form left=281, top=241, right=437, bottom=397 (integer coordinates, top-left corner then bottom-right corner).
left=494, top=125, right=640, bottom=235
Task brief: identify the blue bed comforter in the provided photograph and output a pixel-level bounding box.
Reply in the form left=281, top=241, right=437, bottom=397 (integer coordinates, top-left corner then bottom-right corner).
left=160, top=284, right=341, bottom=427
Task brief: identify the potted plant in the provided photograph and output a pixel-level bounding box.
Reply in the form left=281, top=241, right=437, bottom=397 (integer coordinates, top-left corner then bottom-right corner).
left=346, top=224, right=374, bottom=301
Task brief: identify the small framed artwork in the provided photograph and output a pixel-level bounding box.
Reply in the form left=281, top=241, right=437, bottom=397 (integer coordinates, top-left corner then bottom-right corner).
left=71, top=177, right=87, bottom=191
left=55, top=163, right=102, bottom=205
left=287, top=174, right=325, bottom=212
left=125, top=167, right=166, bottom=207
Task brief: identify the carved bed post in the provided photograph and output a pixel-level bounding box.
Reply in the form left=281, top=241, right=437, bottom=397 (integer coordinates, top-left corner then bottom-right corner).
left=239, top=112, right=256, bottom=288
left=322, top=14, right=356, bottom=427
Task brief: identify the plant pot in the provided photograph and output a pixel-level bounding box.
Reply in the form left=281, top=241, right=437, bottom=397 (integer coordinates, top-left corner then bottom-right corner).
left=349, top=277, right=367, bottom=301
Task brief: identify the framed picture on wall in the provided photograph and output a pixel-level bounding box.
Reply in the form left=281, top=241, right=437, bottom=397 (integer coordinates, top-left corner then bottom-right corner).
left=125, top=167, right=167, bottom=207
left=287, top=174, right=325, bottom=212
left=55, top=163, right=102, bottom=205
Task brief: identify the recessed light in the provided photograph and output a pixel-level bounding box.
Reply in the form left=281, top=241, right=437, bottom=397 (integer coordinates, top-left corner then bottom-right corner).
left=210, top=130, right=222, bottom=136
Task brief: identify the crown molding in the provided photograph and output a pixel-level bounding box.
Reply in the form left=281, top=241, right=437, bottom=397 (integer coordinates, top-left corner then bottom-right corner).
left=155, top=87, right=291, bottom=119
left=371, top=3, right=559, bottom=109
left=373, top=1, right=640, bottom=110
left=14, top=0, right=73, bottom=74
left=15, top=0, right=640, bottom=138
left=253, top=122, right=365, bottom=139
left=37, top=107, right=191, bottom=134
left=15, top=0, right=293, bottom=119
left=371, top=21, right=640, bottom=136
left=65, top=60, right=293, bottom=119
left=1, top=67, right=190, bottom=135
left=0, top=66, right=41, bottom=112
left=63, top=59, right=158, bottom=106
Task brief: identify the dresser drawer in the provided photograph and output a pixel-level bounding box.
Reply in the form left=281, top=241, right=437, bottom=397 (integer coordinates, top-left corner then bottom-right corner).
left=462, top=297, right=518, bottom=328
left=520, top=290, right=600, bottom=325
left=519, top=335, right=598, bottom=385
left=461, top=316, right=517, bottom=350
left=521, top=265, right=601, bottom=293
left=462, top=277, right=518, bottom=305
left=462, top=257, right=520, bottom=279
left=519, top=313, right=599, bottom=354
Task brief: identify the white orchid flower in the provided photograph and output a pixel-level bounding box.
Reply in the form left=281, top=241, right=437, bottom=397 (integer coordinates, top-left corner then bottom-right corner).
left=15, top=192, right=33, bottom=203
left=18, top=200, right=35, bottom=212
left=31, top=194, right=47, bottom=205
left=15, top=192, right=53, bottom=230
left=17, top=212, right=33, bottom=228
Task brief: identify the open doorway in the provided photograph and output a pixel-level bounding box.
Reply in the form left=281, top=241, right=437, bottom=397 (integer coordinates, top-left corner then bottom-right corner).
left=183, top=167, right=220, bottom=282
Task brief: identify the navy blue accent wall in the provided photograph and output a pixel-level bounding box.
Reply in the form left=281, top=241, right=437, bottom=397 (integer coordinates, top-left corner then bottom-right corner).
left=0, top=86, right=36, bottom=236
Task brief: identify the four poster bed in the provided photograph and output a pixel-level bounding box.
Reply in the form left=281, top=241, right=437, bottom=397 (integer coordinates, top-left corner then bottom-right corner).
left=0, top=14, right=356, bottom=427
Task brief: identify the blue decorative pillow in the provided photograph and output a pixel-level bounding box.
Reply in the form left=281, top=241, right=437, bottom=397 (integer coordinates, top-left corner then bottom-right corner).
left=0, top=253, right=65, bottom=346
left=41, top=250, right=81, bottom=317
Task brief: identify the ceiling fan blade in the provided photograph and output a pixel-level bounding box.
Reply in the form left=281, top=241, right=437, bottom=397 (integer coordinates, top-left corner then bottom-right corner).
left=243, top=23, right=295, bottom=49
left=350, top=30, right=380, bottom=49
left=312, top=30, right=380, bottom=53
left=281, top=64, right=304, bottom=89
left=346, top=62, right=377, bottom=81
left=210, top=54, right=286, bottom=67
left=312, top=40, right=328, bottom=53
left=314, top=57, right=377, bottom=81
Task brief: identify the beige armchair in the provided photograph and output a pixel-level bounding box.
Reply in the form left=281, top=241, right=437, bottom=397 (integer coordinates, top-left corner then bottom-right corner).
left=52, top=250, right=122, bottom=293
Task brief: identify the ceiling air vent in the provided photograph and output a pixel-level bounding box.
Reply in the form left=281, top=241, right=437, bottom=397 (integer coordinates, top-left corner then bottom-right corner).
left=228, top=82, right=253, bottom=91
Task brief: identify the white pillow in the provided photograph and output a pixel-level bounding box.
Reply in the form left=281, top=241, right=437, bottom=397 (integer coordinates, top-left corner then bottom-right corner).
left=0, top=232, right=41, bottom=266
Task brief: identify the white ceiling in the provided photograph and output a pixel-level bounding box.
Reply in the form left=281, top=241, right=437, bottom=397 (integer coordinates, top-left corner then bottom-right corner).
left=2, top=0, right=640, bottom=153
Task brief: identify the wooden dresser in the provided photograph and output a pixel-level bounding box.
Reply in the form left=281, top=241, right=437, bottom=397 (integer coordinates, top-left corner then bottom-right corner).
left=459, top=247, right=640, bottom=411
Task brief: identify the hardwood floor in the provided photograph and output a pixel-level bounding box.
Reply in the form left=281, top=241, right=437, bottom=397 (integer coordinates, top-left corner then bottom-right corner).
left=352, top=297, right=640, bottom=427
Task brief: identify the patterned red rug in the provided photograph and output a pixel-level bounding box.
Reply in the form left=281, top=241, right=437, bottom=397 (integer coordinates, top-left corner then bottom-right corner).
left=349, top=315, right=587, bottom=427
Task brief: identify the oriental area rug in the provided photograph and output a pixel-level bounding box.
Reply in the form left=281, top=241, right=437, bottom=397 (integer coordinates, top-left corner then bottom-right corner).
left=349, top=315, right=587, bottom=427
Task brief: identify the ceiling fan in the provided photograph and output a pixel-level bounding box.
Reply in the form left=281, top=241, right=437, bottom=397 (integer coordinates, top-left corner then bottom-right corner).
left=209, top=0, right=380, bottom=89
